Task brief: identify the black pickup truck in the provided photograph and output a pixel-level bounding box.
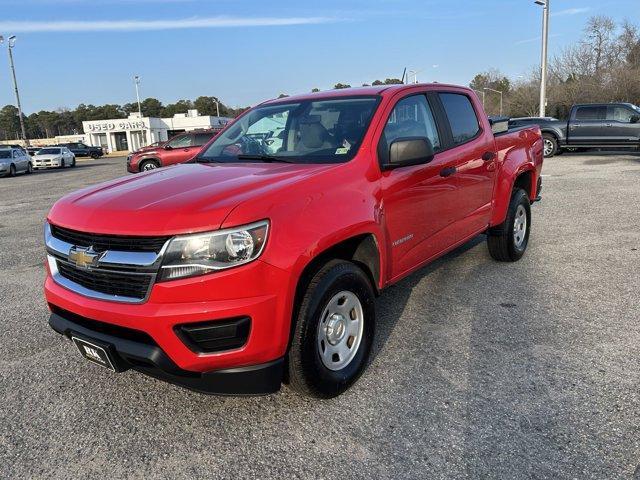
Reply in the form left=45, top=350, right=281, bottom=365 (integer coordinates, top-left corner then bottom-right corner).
left=509, top=103, right=640, bottom=157
left=58, top=142, right=104, bottom=159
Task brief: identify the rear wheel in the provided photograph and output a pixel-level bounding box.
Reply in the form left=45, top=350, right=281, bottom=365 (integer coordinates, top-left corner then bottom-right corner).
left=542, top=134, right=558, bottom=157
left=8, top=164, right=16, bottom=177
left=26, top=162, right=33, bottom=174
left=487, top=188, right=531, bottom=262
left=287, top=260, right=375, bottom=398
left=71, top=156, right=76, bottom=168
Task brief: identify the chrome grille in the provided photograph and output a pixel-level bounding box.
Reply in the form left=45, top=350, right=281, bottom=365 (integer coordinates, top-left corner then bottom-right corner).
left=56, top=260, right=152, bottom=300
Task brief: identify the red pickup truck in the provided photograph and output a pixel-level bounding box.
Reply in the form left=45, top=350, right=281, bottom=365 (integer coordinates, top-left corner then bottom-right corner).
left=44, top=84, right=543, bottom=398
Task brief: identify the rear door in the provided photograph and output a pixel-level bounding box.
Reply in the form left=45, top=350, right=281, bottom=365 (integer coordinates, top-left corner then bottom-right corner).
left=568, top=105, right=608, bottom=144
left=435, top=91, right=497, bottom=236
left=605, top=105, right=640, bottom=144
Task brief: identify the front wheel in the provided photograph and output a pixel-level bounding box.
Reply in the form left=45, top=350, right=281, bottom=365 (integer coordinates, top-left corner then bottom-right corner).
left=487, top=188, right=531, bottom=262
left=139, top=160, right=159, bottom=172
left=26, top=162, right=33, bottom=174
left=287, top=260, right=375, bottom=398
left=71, top=156, right=76, bottom=168
left=90, top=152, right=99, bottom=159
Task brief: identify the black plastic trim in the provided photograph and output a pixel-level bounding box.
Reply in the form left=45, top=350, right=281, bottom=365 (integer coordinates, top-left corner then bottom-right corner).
left=49, top=310, right=283, bottom=395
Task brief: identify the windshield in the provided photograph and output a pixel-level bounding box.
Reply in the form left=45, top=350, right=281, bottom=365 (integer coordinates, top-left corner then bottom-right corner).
left=199, top=96, right=380, bottom=164
left=38, top=148, right=61, bottom=155
left=0, top=151, right=11, bottom=159
left=631, top=104, right=640, bottom=114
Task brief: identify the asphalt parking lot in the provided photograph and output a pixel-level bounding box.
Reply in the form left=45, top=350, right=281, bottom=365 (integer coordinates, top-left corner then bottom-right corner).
left=1, top=153, right=639, bottom=479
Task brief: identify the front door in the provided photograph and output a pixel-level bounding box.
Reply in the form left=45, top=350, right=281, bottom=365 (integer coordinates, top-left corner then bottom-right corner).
left=379, top=94, right=462, bottom=280
left=605, top=105, right=640, bottom=144
left=161, top=133, right=197, bottom=166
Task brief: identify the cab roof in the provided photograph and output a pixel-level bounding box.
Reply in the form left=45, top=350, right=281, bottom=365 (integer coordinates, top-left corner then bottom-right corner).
left=261, top=83, right=469, bottom=105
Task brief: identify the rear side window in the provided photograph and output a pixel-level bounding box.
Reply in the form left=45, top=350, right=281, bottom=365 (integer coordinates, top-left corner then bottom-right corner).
left=575, top=106, right=606, bottom=121
left=378, top=95, right=441, bottom=164
left=194, top=133, right=214, bottom=146
left=438, top=93, right=480, bottom=145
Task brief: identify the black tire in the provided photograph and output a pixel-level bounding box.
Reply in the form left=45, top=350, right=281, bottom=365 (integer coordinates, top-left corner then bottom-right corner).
left=71, top=156, right=76, bottom=168
left=139, top=160, right=159, bottom=172
left=487, top=188, right=531, bottom=262
left=542, top=133, right=558, bottom=157
left=90, top=152, right=100, bottom=159
left=287, top=259, right=375, bottom=398
left=26, top=162, right=33, bottom=174
left=60, top=159, right=65, bottom=169
left=8, top=164, right=16, bottom=177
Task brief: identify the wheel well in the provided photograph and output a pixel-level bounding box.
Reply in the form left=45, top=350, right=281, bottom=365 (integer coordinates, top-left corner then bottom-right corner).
left=541, top=130, right=558, bottom=140
left=295, top=234, right=380, bottom=299
left=513, top=170, right=534, bottom=199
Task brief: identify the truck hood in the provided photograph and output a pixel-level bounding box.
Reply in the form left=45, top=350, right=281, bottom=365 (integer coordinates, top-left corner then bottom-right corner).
left=48, top=162, right=336, bottom=235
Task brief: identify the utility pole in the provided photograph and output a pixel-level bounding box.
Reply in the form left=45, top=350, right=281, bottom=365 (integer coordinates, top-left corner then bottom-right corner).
left=1, top=35, right=29, bottom=146
left=472, top=89, right=485, bottom=107
left=535, top=0, right=550, bottom=117
left=134, top=75, right=142, bottom=117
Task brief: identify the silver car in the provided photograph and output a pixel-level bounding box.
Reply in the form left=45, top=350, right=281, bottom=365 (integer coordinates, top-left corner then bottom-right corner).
left=0, top=147, right=32, bottom=177
left=33, top=147, right=76, bottom=169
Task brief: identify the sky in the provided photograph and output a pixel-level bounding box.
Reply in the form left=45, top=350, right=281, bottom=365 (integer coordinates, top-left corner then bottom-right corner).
left=0, top=0, right=638, bottom=113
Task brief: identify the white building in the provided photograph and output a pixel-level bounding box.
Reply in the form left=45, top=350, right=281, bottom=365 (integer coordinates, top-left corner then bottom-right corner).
left=82, top=110, right=231, bottom=153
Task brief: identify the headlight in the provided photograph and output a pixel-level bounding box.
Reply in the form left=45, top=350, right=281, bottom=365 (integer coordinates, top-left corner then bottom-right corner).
left=158, top=220, right=269, bottom=281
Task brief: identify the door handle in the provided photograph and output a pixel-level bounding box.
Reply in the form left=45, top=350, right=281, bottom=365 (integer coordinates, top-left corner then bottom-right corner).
left=440, top=166, right=457, bottom=177
left=605, top=123, right=612, bottom=127
left=482, top=151, right=495, bottom=162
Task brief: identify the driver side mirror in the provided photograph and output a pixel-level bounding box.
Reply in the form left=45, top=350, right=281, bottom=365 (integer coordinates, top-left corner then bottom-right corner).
left=630, top=114, right=640, bottom=124
left=384, top=137, right=435, bottom=170
left=164, top=144, right=173, bottom=150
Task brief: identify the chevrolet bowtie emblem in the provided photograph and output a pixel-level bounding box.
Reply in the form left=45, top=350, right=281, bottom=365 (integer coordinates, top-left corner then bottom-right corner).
left=68, top=246, right=101, bottom=269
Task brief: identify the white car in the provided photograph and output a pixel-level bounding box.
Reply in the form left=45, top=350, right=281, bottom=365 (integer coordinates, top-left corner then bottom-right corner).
left=0, top=147, right=32, bottom=177
left=33, top=147, right=75, bottom=169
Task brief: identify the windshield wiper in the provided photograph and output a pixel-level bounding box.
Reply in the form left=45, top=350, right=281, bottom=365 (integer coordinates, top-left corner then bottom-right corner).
left=236, top=154, right=293, bottom=163
left=193, top=156, right=218, bottom=163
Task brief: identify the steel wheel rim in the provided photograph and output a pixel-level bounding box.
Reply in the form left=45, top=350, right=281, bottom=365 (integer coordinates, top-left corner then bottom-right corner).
left=513, top=204, right=527, bottom=248
left=143, top=163, right=156, bottom=171
left=317, top=290, right=364, bottom=371
left=543, top=139, right=554, bottom=156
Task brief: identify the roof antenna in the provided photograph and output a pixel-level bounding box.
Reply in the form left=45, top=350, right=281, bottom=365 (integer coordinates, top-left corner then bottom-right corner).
left=401, top=67, right=407, bottom=84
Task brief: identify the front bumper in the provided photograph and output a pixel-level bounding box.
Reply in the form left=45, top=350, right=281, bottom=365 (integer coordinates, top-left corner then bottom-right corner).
left=33, top=159, right=62, bottom=168
left=45, top=256, right=293, bottom=371
left=49, top=308, right=284, bottom=395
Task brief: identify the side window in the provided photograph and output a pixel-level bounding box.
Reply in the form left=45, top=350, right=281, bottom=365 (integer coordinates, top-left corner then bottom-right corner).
left=379, top=95, right=441, bottom=164
left=607, top=106, right=634, bottom=123
left=575, top=106, right=606, bottom=121
left=438, top=93, right=480, bottom=145
left=194, top=133, right=214, bottom=146
left=167, top=135, right=193, bottom=148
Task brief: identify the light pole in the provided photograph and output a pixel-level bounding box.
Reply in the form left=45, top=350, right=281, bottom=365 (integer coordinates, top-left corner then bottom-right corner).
left=0, top=35, right=29, bottom=146
left=472, top=88, right=485, bottom=107
left=484, top=87, right=504, bottom=116
left=534, top=0, right=550, bottom=117
left=213, top=98, right=220, bottom=118
left=133, top=75, right=142, bottom=117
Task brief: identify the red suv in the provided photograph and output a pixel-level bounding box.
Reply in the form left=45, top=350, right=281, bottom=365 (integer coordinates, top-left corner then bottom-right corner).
left=127, top=129, right=220, bottom=173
